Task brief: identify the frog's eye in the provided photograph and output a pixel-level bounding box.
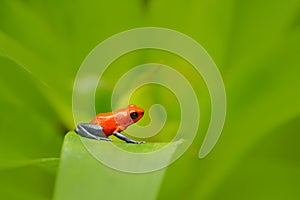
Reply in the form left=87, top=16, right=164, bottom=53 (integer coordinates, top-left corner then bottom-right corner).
left=130, top=112, right=139, bottom=120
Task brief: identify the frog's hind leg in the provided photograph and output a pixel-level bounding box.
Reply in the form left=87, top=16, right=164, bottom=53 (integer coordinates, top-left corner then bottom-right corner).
left=75, top=123, right=112, bottom=141
left=113, top=132, right=145, bottom=144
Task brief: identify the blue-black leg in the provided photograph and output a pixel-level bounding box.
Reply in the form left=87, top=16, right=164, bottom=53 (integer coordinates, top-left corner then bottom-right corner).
left=75, top=123, right=112, bottom=141
left=113, top=132, right=146, bottom=144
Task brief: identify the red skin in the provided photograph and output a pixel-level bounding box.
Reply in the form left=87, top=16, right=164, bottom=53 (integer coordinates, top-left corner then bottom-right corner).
left=90, top=104, right=144, bottom=136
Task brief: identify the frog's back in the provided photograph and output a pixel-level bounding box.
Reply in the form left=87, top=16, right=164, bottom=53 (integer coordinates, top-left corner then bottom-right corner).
left=90, top=112, right=117, bottom=136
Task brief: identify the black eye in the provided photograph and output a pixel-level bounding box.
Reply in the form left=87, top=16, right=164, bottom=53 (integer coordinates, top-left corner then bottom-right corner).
left=130, top=112, right=139, bottom=120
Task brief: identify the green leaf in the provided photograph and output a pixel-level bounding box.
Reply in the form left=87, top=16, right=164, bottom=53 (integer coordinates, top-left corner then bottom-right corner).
left=0, top=164, right=56, bottom=200
left=0, top=56, right=63, bottom=200
left=53, top=132, right=180, bottom=200
left=211, top=116, right=300, bottom=200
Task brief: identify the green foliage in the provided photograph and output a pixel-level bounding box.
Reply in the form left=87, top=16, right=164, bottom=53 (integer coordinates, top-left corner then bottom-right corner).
left=0, top=0, right=299, bottom=200
left=54, top=132, right=171, bottom=200
left=0, top=56, right=62, bottom=199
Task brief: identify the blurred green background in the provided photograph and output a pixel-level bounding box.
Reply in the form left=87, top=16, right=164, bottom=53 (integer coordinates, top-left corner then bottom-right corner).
left=0, top=0, right=299, bottom=199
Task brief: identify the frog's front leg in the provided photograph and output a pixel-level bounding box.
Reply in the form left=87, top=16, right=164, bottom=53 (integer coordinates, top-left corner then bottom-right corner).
left=113, top=132, right=145, bottom=144
left=75, top=123, right=112, bottom=141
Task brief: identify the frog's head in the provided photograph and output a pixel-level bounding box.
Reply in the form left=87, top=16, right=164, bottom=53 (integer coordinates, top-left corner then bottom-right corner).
left=128, top=104, right=144, bottom=123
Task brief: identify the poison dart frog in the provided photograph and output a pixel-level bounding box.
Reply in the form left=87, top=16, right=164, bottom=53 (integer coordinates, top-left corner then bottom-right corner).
left=75, top=104, right=145, bottom=144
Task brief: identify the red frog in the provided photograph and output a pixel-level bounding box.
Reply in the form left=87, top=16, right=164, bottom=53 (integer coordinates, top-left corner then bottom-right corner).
left=75, top=104, right=145, bottom=144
